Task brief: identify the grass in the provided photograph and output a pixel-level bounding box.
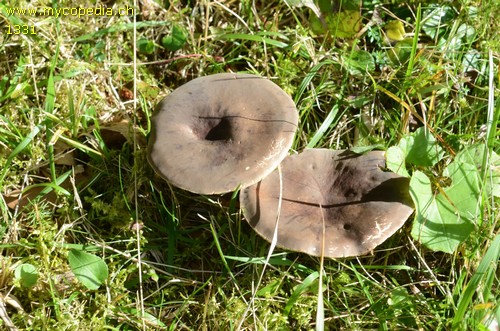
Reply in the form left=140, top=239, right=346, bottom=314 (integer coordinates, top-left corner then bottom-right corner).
left=0, top=0, right=499, bottom=330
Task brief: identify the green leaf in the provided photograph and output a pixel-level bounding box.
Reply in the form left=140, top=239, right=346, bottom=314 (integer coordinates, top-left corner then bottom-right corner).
left=422, top=5, right=453, bottom=39
left=309, top=14, right=326, bottom=35
left=487, top=158, right=499, bottom=198
left=162, top=25, right=187, bottom=51
left=316, top=0, right=332, bottom=13
left=454, top=144, right=500, bottom=198
left=388, top=287, right=411, bottom=306
left=410, top=171, right=453, bottom=253
left=386, top=127, right=445, bottom=179
left=14, top=263, right=38, bottom=288
left=384, top=20, right=405, bottom=42
left=410, top=160, right=478, bottom=253
left=403, top=127, right=445, bottom=167
left=342, top=50, right=375, bottom=75
left=386, top=145, right=410, bottom=177
left=442, top=160, right=481, bottom=218
left=68, top=249, right=108, bottom=290
left=137, top=38, right=155, bottom=54
left=407, top=142, right=488, bottom=253
left=388, top=38, right=414, bottom=65
left=326, top=10, right=361, bottom=39
left=308, top=2, right=361, bottom=38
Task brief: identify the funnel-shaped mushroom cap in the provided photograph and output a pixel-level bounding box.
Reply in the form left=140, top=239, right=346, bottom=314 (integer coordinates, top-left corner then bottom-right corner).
left=240, top=149, right=414, bottom=258
left=148, top=73, right=298, bottom=194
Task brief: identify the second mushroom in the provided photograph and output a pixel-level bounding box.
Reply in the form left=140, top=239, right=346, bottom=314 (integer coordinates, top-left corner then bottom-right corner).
left=240, top=149, right=414, bottom=258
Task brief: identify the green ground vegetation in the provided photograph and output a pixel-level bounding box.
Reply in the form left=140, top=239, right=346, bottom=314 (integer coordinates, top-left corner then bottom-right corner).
left=0, top=0, right=499, bottom=330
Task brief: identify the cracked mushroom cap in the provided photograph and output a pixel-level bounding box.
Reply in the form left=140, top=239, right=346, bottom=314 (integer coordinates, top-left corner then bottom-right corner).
left=148, top=73, right=298, bottom=194
left=240, top=149, right=414, bottom=258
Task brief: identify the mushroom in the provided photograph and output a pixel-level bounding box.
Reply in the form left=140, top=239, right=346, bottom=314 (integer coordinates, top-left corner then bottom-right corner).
left=240, top=149, right=414, bottom=258
left=148, top=73, right=298, bottom=194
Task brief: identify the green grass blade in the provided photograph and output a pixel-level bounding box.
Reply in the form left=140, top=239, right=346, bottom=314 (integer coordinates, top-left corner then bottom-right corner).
left=44, top=72, right=56, bottom=115
left=294, top=60, right=335, bottom=104
left=57, top=135, right=102, bottom=157
left=218, top=33, right=289, bottom=48
left=224, top=254, right=314, bottom=273
left=284, top=271, right=319, bottom=316
left=452, top=233, right=500, bottom=329
left=0, top=195, right=10, bottom=223
left=0, top=125, right=41, bottom=185
left=72, top=21, right=170, bottom=42
left=307, top=104, right=340, bottom=148
left=45, top=71, right=57, bottom=183
left=209, top=219, right=236, bottom=282
left=27, top=169, right=73, bottom=197
left=485, top=50, right=499, bottom=151
left=405, top=4, right=421, bottom=79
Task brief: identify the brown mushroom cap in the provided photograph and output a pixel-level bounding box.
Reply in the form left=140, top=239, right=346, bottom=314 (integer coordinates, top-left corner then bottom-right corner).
left=240, top=149, right=414, bottom=258
left=148, top=73, right=298, bottom=194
